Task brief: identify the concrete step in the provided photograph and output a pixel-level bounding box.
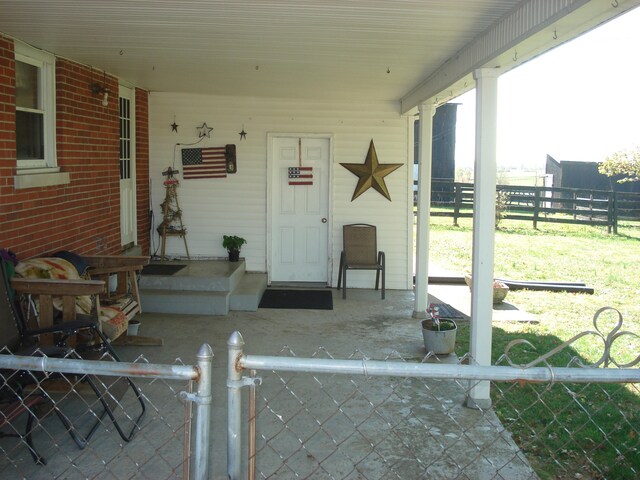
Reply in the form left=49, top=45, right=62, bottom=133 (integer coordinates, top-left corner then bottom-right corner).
left=139, top=260, right=245, bottom=292
left=230, top=273, right=268, bottom=311
left=138, top=260, right=268, bottom=315
left=140, top=289, right=230, bottom=315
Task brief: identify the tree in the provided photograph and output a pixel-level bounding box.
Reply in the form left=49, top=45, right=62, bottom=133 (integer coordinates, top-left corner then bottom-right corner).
left=598, top=147, right=640, bottom=183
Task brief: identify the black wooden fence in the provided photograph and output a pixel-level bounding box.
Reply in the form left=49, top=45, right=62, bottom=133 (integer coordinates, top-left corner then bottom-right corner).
left=421, top=180, right=640, bottom=234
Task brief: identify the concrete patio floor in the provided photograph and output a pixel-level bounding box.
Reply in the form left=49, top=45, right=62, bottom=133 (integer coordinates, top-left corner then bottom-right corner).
left=2, top=286, right=537, bottom=479
left=115, top=287, right=536, bottom=479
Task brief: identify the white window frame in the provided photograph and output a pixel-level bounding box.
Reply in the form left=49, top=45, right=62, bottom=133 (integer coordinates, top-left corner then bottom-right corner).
left=14, top=42, right=56, bottom=171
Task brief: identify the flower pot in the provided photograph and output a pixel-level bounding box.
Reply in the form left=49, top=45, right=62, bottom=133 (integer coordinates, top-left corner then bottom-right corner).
left=127, top=319, right=141, bottom=336
left=421, top=319, right=457, bottom=355
left=228, top=250, right=240, bottom=262
left=464, top=274, right=509, bottom=304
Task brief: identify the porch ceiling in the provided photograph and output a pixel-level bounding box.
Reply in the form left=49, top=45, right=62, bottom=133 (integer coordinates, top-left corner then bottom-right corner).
left=0, top=1, right=636, bottom=107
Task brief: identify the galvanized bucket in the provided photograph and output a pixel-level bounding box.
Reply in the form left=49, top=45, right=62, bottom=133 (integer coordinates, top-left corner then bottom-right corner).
left=421, top=319, right=457, bottom=355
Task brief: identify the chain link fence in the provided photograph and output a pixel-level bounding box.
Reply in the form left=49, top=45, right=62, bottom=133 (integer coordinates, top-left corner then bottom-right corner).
left=2, top=316, right=638, bottom=479
left=228, top=320, right=640, bottom=480
left=0, top=344, right=212, bottom=480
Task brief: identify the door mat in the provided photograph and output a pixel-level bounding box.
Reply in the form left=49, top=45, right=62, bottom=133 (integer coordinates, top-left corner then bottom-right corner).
left=141, top=264, right=186, bottom=276
left=432, top=303, right=465, bottom=319
left=259, top=289, right=333, bottom=310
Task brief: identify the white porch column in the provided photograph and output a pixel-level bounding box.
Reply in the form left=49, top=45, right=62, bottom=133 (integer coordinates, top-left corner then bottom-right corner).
left=413, top=102, right=435, bottom=318
left=466, top=68, right=499, bottom=409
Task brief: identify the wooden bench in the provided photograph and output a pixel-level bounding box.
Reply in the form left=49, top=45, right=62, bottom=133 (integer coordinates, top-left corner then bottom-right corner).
left=11, top=255, right=161, bottom=346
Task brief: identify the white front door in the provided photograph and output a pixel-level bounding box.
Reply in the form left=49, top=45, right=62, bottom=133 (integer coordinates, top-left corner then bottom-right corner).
left=269, top=135, right=331, bottom=283
left=119, top=85, right=136, bottom=248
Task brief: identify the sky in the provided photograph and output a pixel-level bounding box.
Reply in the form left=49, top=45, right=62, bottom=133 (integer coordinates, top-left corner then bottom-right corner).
left=453, top=6, right=640, bottom=171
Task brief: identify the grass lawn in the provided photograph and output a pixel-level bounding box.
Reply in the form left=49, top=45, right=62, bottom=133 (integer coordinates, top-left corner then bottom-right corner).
left=428, top=216, right=640, bottom=364
left=426, top=217, right=640, bottom=479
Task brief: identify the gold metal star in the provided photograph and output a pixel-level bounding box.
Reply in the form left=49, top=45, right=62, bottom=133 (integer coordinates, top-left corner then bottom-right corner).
left=340, top=139, right=402, bottom=201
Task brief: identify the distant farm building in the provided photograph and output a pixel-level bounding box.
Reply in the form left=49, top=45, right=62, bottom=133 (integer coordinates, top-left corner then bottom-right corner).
left=413, top=103, right=459, bottom=202
left=545, top=155, right=640, bottom=193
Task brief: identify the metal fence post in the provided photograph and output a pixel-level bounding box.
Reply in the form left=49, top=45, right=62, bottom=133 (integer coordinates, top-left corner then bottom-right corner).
left=248, top=369, right=257, bottom=480
left=193, top=343, right=214, bottom=480
left=227, top=331, right=245, bottom=480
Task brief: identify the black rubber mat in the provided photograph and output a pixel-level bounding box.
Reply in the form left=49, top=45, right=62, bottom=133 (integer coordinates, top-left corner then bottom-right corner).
left=141, top=264, right=186, bottom=276
left=259, top=289, right=333, bottom=310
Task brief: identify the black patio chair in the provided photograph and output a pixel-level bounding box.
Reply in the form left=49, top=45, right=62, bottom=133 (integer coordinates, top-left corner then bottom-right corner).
left=0, top=270, right=90, bottom=464
left=337, top=224, right=385, bottom=299
left=0, top=374, right=50, bottom=465
left=0, top=259, right=146, bottom=451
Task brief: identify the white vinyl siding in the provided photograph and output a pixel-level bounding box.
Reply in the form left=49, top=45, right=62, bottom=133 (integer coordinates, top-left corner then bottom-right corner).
left=150, top=93, right=412, bottom=290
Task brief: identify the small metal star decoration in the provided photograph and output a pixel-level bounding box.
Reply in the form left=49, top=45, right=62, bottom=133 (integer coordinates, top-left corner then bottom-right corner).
left=340, top=139, right=402, bottom=201
left=197, top=122, right=213, bottom=138
left=171, top=121, right=179, bottom=132
left=239, top=126, right=247, bottom=140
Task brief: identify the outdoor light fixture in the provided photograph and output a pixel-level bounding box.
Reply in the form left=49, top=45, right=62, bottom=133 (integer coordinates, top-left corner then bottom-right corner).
left=90, top=82, right=109, bottom=106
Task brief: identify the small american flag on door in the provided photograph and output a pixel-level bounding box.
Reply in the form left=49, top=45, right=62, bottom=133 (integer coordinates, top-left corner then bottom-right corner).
left=288, top=166, right=313, bottom=186
left=182, top=147, right=227, bottom=179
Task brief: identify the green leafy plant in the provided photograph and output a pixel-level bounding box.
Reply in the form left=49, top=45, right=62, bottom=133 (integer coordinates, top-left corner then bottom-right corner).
left=495, top=190, right=509, bottom=228
left=422, top=318, right=457, bottom=331
left=222, top=235, right=246, bottom=253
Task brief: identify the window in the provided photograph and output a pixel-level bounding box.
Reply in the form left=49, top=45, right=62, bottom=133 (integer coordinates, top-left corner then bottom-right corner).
left=15, top=43, right=56, bottom=170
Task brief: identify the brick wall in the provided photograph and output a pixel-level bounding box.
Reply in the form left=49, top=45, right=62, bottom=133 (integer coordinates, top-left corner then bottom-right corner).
left=135, top=88, right=150, bottom=254
left=0, top=37, right=16, bottom=217
left=0, top=35, right=150, bottom=259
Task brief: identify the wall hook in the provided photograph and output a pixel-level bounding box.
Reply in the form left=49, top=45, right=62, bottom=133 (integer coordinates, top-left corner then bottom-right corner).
left=513, top=50, right=518, bottom=62
left=612, top=0, right=619, bottom=7
left=553, top=30, right=558, bottom=40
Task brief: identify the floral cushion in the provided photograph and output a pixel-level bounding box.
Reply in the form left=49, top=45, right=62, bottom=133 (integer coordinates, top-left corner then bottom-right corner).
left=99, top=306, right=127, bottom=340
left=15, top=258, right=93, bottom=315
left=16, top=257, right=79, bottom=280
left=15, top=257, right=128, bottom=339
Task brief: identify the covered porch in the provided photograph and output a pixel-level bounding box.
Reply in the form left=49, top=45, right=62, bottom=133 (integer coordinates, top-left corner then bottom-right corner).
left=1, top=1, right=639, bottom=476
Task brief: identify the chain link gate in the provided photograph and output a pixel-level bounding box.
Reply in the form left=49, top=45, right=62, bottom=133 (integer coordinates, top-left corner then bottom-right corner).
left=226, top=307, right=640, bottom=479
left=0, top=344, right=213, bottom=479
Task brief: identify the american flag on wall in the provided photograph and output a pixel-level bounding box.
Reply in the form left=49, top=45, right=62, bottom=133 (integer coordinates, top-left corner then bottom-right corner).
left=181, top=147, right=227, bottom=179
left=288, top=166, right=313, bottom=186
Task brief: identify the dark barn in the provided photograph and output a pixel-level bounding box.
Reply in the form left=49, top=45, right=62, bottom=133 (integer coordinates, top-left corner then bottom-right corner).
left=546, top=155, right=640, bottom=193
left=414, top=103, right=459, bottom=202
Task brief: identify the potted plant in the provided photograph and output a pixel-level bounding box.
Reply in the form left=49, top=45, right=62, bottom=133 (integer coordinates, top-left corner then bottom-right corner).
left=222, top=235, right=246, bottom=262
left=464, top=274, right=510, bottom=304
left=421, top=304, right=457, bottom=355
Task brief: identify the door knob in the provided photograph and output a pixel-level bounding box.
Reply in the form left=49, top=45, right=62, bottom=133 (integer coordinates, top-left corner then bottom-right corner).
left=321, top=218, right=327, bottom=223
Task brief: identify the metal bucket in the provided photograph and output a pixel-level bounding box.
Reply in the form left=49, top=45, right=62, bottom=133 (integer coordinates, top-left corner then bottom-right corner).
left=127, top=319, right=141, bottom=336
left=421, top=319, right=457, bottom=355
